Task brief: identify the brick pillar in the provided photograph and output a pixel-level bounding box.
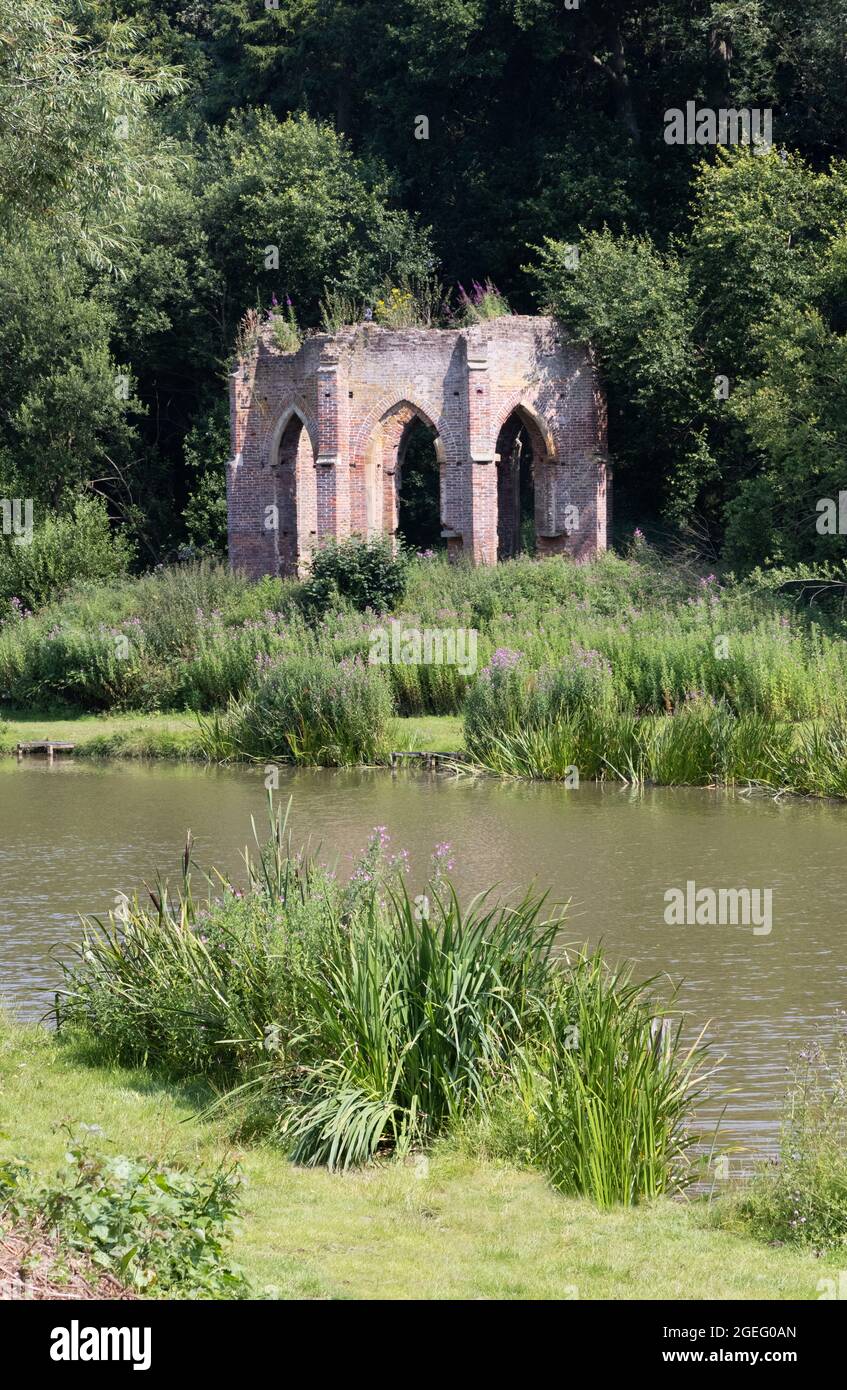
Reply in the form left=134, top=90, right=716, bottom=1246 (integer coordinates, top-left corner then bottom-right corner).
left=466, top=339, right=497, bottom=565
left=605, top=459, right=613, bottom=543
left=226, top=370, right=241, bottom=569
left=315, top=345, right=350, bottom=544
left=228, top=362, right=277, bottom=578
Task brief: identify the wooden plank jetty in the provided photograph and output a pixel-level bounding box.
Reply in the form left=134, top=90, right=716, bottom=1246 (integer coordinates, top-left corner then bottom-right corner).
left=389, top=750, right=467, bottom=770
left=16, top=741, right=75, bottom=762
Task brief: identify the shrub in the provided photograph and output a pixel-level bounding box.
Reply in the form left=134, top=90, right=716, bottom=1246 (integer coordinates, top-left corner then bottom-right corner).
left=3, top=1133, right=248, bottom=1298
left=301, top=535, right=408, bottom=616
left=182, top=403, right=230, bottom=556
left=0, top=495, right=133, bottom=615
left=209, top=654, right=393, bottom=764
left=0, top=620, right=153, bottom=710
left=720, top=1025, right=847, bottom=1251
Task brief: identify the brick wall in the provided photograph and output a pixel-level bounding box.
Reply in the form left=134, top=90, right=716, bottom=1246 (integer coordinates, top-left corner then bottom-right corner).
left=227, top=315, right=606, bottom=577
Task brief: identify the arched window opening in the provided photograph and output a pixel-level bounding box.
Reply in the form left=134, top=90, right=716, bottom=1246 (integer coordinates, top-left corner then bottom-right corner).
left=272, top=412, right=314, bottom=577
left=398, top=417, right=442, bottom=551
left=496, top=412, right=541, bottom=560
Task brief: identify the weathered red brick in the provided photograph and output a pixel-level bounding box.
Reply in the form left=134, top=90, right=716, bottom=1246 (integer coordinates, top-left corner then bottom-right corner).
left=227, top=316, right=607, bottom=577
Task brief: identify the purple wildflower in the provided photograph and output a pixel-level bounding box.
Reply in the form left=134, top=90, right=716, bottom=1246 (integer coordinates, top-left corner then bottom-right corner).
left=482, top=647, right=522, bottom=677
left=432, top=841, right=455, bottom=873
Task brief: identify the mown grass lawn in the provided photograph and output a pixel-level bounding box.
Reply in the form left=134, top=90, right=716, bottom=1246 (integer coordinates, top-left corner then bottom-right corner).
left=0, top=710, right=464, bottom=761
left=388, top=713, right=463, bottom=753
left=0, top=709, right=204, bottom=757
left=0, top=1017, right=835, bottom=1301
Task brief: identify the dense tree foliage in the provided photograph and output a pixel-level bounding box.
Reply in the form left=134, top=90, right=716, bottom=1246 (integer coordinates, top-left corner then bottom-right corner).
left=2, top=0, right=847, bottom=571
left=0, top=0, right=183, bottom=267
left=536, top=147, right=847, bottom=562
left=0, top=238, right=140, bottom=509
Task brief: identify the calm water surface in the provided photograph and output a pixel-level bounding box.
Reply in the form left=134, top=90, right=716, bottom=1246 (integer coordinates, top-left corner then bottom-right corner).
left=1, top=758, right=845, bottom=1158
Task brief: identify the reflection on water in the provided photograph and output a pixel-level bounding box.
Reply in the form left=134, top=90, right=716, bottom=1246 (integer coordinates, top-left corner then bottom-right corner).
left=1, top=757, right=845, bottom=1157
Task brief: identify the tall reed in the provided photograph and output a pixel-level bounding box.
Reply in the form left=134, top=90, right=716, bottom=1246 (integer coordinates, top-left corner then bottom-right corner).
left=58, top=799, right=714, bottom=1204
left=200, top=655, right=393, bottom=765
left=279, top=883, right=559, bottom=1167
left=55, top=802, right=335, bottom=1074
left=522, top=954, right=712, bottom=1206
left=465, top=661, right=847, bottom=798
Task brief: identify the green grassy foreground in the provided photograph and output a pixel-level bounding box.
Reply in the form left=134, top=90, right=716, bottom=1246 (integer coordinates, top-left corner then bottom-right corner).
left=0, top=711, right=464, bottom=761
left=0, top=1017, right=836, bottom=1301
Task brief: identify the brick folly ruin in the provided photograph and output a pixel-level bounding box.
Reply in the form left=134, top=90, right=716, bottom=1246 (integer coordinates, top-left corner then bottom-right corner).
left=227, top=315, right=608, bottom=577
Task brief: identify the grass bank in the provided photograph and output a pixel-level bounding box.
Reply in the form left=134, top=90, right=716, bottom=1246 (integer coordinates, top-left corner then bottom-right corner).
left=0, top=711, right=463, bottom=761
left=3, top=545, right=847, bottom=791
left=0, top=1016, right=837, bottom=1301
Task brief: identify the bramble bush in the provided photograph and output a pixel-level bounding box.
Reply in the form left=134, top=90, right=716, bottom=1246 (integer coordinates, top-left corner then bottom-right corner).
left=1, top=1132, right=248, bottom=1298
left=301, top=536, right=409, bottom=616
left=721, top=1026, right=847, bottom=1252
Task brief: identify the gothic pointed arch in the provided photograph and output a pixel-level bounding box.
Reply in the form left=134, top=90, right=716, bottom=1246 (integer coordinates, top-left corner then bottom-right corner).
left=265, top=403, right=317, bottom=575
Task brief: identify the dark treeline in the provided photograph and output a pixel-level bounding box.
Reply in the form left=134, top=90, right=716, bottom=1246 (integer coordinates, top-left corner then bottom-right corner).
left=2, top=0, right=847, bottom=579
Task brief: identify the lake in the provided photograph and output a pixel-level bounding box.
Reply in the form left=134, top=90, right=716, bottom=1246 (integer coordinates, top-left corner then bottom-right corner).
left=1, top=757, right=844, bottom=1162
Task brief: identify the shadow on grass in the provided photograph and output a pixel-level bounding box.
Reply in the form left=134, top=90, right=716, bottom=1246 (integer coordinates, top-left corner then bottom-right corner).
left=53, top=1024, right=224, bottom=1119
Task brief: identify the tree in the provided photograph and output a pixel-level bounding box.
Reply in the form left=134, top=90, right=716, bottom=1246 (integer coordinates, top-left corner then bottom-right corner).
left=726, top=248, right=847, bottom=567
left=532, top=229, right=717, bottom=533
left=0, top=237, right=140, bottom=509
left=687, top=148, right=847, bottom=370
left=531, top=149, right=847, bottom=565
left=198, top=109, right=433, bottom=323
left=182, top=401, right=230, bottom=555
left=101, top=109, right=433, bottom=553
left=0, top=0, right=184, bottom=269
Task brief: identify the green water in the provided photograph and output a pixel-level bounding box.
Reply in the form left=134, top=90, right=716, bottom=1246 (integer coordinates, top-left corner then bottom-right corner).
left=1, top=758, right=845, bottom=1158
